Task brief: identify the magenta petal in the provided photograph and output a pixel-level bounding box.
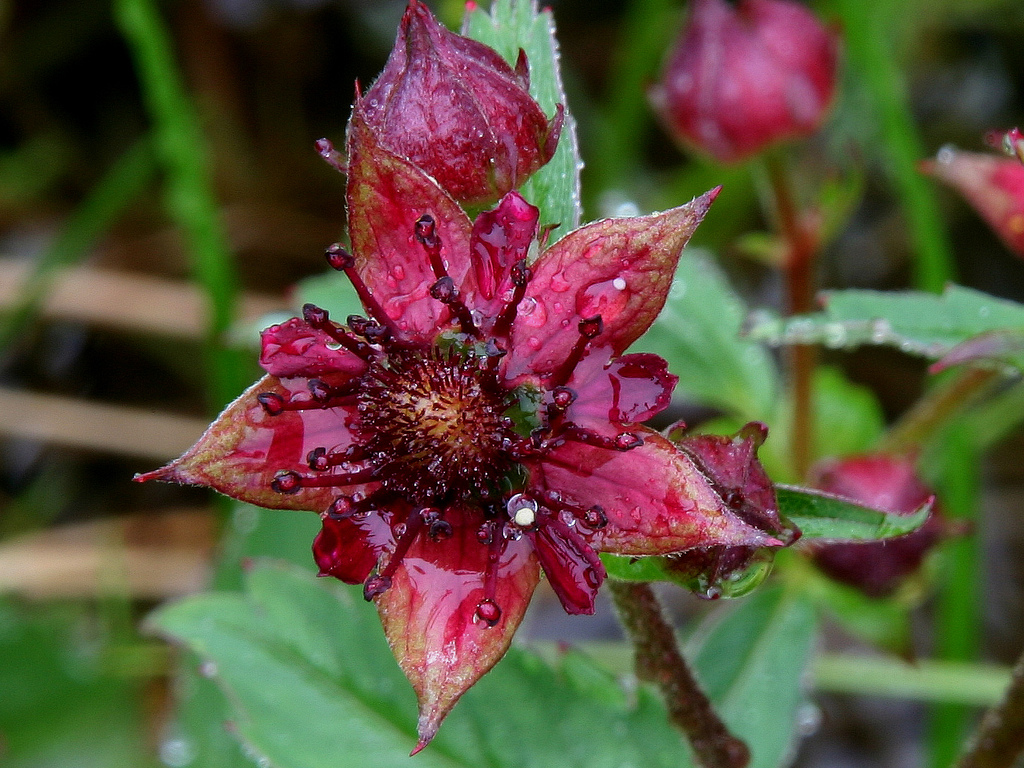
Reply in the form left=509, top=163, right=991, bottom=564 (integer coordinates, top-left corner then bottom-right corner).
left=135, top=375, right=365, bottom=512
left=374, top=506, right=539, bottom=751
left=529, top=517, right=606, bottom=615
left=538, top=429, right=782, bottom=556
left=313, top=511, right=393, bottom=584
left=506, top=190, right=717, bottom=378
left=260, top=317, right=369, bottom=378
left=470, top=191, right=540, bottom=312
left=567, top=350, right=678, bottom=428
left=346, top=109, right=474, bottom=341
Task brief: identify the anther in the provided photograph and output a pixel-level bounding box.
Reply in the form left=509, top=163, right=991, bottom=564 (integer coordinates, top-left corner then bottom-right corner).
left=551, top=387, right=577, bottom=409
left=323, top=244, right=403, bottom=342
left=326, top=495, right=355, bottom=519
left=271, top=470, right=303, bottom=494
left=582, top=506, right=608, bottom=529
left=363, top=575, right=392, bottom=600
left=302, top=303, right=373, bottom=359
left=362, top=510, right=424, bottom=601
left=579, top=315, right=604, bottom=339
left=429, top=277, right=480, bottom=336
left=324, top=243, right=355, bottom=270
left=258, top=392, right=286, bottom=416
left=614, top=432, right=643, bottom=450
left=429, top=519, right=453, bottom=540
left=475, top=599, right=502, bottom=627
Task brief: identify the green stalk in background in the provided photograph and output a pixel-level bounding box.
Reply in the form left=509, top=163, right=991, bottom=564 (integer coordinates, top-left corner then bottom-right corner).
left=113, top=0, right=246, bottom=409
left=832, top=0, right=957, bottom=292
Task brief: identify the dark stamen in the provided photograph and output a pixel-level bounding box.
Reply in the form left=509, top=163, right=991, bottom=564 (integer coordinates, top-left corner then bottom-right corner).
left=324, top=244, right=403, bottom=340
left=314, top=138, right=346, bottom=173
left=416, top=217, right=481, bottom=337
left=559, top=424, right=643, bottom=452
left=258, top=390, right=355, bottom=415
left=302, top=303, right=374, bottom=360
left=490, top=259, right=533, bottom=340
left=363, top=510, right=424, bottom=601
left=271, top=466, right=378, bottom=494
left=548, top=315, right=604, bottom=389
left=307, top=444, right=370, bottom=472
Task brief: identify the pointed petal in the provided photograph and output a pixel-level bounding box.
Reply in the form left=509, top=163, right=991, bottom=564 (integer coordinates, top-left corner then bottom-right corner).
left=536, top=429, right=781, bottom=556
left=313, top=510, right=394, bottom=584
left=374, top=506, right=539, bottom=750
left=922, top=149, right=1024, bottom=258
left=566, top=350, right=678, bottom=428
left=136, top=375, right=366, bottom=512
left=529, top=516, right=606, bottom=615
left=506, top=190, right=718, bottom=378
left=469, top=191, right=540, bottom=311
left=260, top=317, right=369, bottom=378
left=346, top=108, right=474, bottom=341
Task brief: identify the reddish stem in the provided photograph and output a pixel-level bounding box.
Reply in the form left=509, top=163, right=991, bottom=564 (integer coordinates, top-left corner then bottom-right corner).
left=764, top=153, right=819, bottom=479
left=609, top=581, right=749, bottom=768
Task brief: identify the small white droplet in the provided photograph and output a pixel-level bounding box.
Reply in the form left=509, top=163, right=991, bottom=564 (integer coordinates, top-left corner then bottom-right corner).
left=512, top=507, right=536, bottom=527
left=936, top=144, right=957, bottom=165
left=612, top=277, right=627, bottom=291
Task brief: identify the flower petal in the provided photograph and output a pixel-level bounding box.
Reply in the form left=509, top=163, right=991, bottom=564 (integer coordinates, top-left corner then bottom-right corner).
left=374, top=505, right=539, bottom=752
left=506, top=190, right=718, bottom=378
left=529, top=515, right=606, bottom=615
left=135, top=374, right=365, bottom=512
left=313, top=510, right=394, bottom=584
left=346, top=108, right=474, bottom=341
left=536, top=429, right=782, bottom=556
left=469, top=191, right=540, bottom=312
left=260, top=317, right=369, bottom=378
left=566, top=350, right=678, bottom=428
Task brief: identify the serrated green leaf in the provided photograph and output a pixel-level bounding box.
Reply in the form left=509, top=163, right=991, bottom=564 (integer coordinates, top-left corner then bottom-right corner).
left=150, top=562, right=692, bottom=768
left=686, top=586, right=817, bottom=768
left=633, top=250, right=779, bottom=422
left=746, top=286, right=1024, bottom=372
left=463, top=0, right=581, bottom=239
left=776, top=485, right=931, bottom=542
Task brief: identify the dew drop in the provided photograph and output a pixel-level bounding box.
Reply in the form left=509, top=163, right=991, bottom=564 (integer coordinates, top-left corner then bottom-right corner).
left=936, top=144, right=957, bottom=165
left=612, top=276, right=627, bottom=291
left=159, top=738, right=196, bottom=768
left=979, top=305, right=991, bottom=318
left=198, top=661, right=218, bottom=678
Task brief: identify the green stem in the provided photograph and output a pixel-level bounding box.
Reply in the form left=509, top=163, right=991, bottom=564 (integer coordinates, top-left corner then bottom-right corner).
left=878, top=367, right=1001, bottom=455
left=834, top=0, right=957, bottom=292
left=608, top=580, right=749, bottom=768
left=114, top=0, right=245, bottom=410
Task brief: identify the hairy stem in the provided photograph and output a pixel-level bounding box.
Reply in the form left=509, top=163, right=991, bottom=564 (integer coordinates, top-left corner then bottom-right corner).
left=763, top=153, right=819, bottom=479
left=608, top=580, right=749, bottom=768
left=956, top=647, right=1024, bottom=768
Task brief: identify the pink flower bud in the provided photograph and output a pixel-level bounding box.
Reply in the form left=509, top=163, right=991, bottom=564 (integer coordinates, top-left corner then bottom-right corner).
left=357, top=0, right=562, bottom=204
left=809, top=455, right=942, bottom=598
left=922, top=147, right=1024, bottom=259
left=650, top=0, right=839, bottom=164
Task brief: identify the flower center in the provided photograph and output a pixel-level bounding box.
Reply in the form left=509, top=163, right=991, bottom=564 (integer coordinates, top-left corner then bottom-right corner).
left=357, top=349, right=517, bottom=503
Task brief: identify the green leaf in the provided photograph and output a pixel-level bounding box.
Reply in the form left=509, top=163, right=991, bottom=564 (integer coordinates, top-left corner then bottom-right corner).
left=686, top=586, right=817, bottom=768
left=151, top=562, right=692, bottom=768
left=633, top=250, right=779, bottom=422
left=463, top=0, right=581, bottom=239
left=746, top=286, right=1024, bottom=372
left=600, top=552, right=676, bottom=583
left=776, top=485, right=932, bottom=542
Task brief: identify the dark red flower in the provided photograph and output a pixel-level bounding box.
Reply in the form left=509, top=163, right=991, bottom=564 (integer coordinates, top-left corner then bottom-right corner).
left=650, top=0, right=838, bottom=164
left=356, top=0, right=562, bottom=205
left=139, top=112, right=784, bottom=751
left=663, top=422, right=799, bottom=598
left=809, top=454, right=942, bottom=598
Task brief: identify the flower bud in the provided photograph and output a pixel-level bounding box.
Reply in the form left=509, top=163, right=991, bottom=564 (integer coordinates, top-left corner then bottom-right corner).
left=650, top=0, right=838, bottom=164
left=922, top=147, right=1024, bottom=259
left=357, top=0, right=562, bottom=204
left=809, top=455, right=942, bottom=598
left=666, top=422, right=799, bottom=598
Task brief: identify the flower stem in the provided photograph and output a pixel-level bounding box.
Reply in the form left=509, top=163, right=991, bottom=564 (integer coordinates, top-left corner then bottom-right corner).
left=763, top=153, right=819, bottom=479
left=878, top=367, right=1001, bottom=455
left=955, top=647, right=1024, bottom=768
left=608, top=580, right=749, bottom=768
